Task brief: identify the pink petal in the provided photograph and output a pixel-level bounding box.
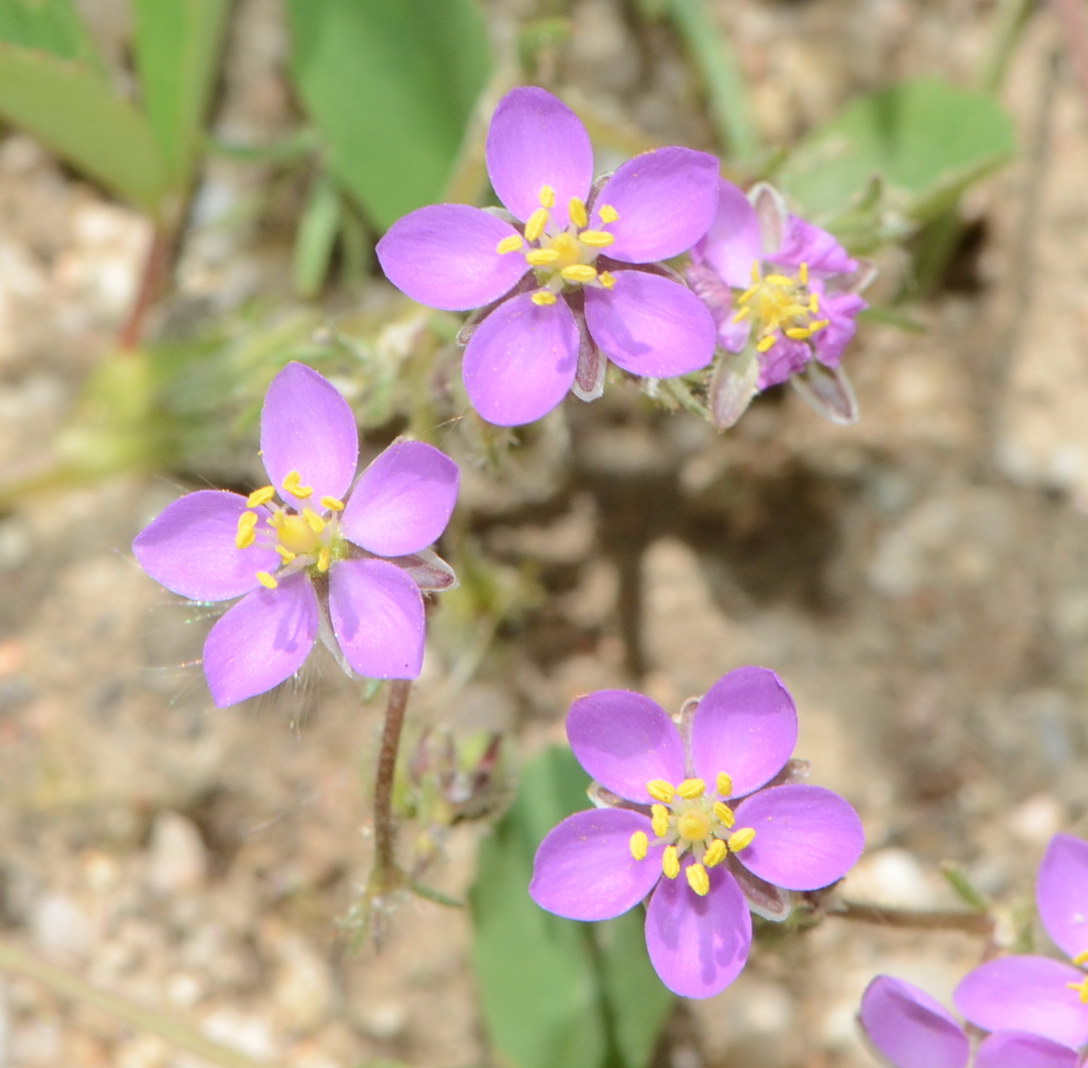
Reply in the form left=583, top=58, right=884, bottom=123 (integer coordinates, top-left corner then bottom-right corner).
left=976, top=1032, right=1082, bottom=1068
left=260, top=362, right=359, bottom=510
left=955, top=956, right=1088, bottom=1050
left=566, top=690, right=686, bottom=803
left=859, top=976, right=969, bottom=1068
left=462, top=291, right=579, bottom=426
left=644, top=861, right=752, bottom=998
left=732, top=784, right=864, bottom=890
left=530, top=809, right=663, bottom=921
left=376, top=204, right=528, bottom=311
left=690, top=667, right=798, bottom=797
left=584, top=270, right=716, bottom=378
left=202, top=575, right=319, bottom=707
left=1037, top=833, right=1088, bottom=959
left=594, top=147, right=719, bottom=263
left=328, top=558, right=425, bottom=679
left=133, top=490, right=277, bottom=602
left=340, top=442, right=459, bottom=558
left=691, top=178, right=763, bottom=288
left=485, top=86, right=593, bottom=229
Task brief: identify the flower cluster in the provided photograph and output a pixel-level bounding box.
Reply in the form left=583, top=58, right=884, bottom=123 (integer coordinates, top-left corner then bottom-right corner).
left=529, top=667, right=864, bottom=997
left=133, top=362, right=460, bottom=707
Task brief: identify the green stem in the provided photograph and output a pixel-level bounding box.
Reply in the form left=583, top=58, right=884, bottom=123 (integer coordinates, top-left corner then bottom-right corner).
left=831, top=899, right=992, bottom=936
left=978, top=0, right=1035, bottom=95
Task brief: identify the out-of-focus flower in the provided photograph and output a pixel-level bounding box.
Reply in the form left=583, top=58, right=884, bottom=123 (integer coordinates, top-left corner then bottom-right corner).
left=687, top=180, right=873, bottom=428
left=133, top=362, right=459, bottom=707
left=529, top=667, right=864, bottom=997
left=860, top=974, right=1082, bottom=1068
left=377, top=86, right=719, bottom=426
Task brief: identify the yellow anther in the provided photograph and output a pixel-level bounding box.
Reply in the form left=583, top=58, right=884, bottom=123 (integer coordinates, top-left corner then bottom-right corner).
left=1067, top=976, right=1088, bottom=1003
left=750, top=262, right=761, bottom=284
left=662, top=846, right=680, bottom=880
left=256, top=571, right=279, bottom=589
left=703, top=839, right=727, bottom=868
left=303, top=507, right=326, bottom=533
left=810, top=319, right=830, bottom=332
left=598, top=204, right=619, bottom=224
left=727, top=827, right=756, bottom=852
left=685, top=862, right=710, bottom=897
left=757, top=335, right=777, bottom=353
left=716, top=772, right=733, bottom=797
left=713, top=801, right=736, bottom=829
left=496, top=234, right=524, bottom=255
left=524, top=207, right=550, bottom=242
left=809, top=293, right=820, bottom=313
left=629, top=830, right=649, bottom=861
left=785, top=326, right=815, bottom=340
left=246, top=485, right=276, bottom=508
left=320, top=495, right=345, bottom=512
left=531, top=290, right=558, bottom=306
left=525, top=248, right=561, bottom=266
left=799, top=262, right=809, bottom=285
left=317, top=545, right=331, bottom=572
left=282, top=471, right=313, bottom=499
left=538, top=184, right=556, bottom=208
left=578, top=230, right=615, bottom=248
left=560, top=264, right=598, bottom=284
left=569, top=196, right=588, bottom=228
left=1074, top=950, right=1088, bottom=966
left=646, top=780, right=675, bottom=803
left=732, top=307, right=751, bottom=323
left=678, top=808, right=711, bottom=842
left=676, top=778, right=706, bottom=800
left=651, top=804, right=671, bottom=839
left=235, top=511, right=258, bottom=549
left=267, top=511, right=284, bottom=529
left=766, top=273, right=792, bottom=286
left=599, top=271, right=616, bottom=289
left=275, top=546, right=296, bottom=562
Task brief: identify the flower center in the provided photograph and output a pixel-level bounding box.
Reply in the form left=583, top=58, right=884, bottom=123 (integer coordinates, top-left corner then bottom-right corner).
left=732, top=261, right=830, bottom=353
left=628, top=773, right=757, bottom=898
left=495, top=184, right=620, bottom=306
left=234, top=470, right=347, bottom=589
left=1067, top=950, right=1088, bottom=1003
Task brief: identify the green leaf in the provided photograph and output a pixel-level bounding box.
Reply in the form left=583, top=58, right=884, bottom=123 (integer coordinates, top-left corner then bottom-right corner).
left=283, top=0, right=491, bottom=229
left=0, top=43, right=170, bottom=213
left=0, top=0, right=103, bottom=68
left=782, top=77, right=1015, bottom=223
left=133, top=0, right=231, bottom=188
left=293, top=173, right=342, bottom=298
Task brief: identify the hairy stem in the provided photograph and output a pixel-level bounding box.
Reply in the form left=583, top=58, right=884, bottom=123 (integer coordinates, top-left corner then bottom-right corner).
left=831, top=899, right=993, bottom=936
left=371, top=679, right=413, bottom=884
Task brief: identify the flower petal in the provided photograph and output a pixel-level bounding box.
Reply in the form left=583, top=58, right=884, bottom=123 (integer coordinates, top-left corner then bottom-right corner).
left=859, top=976, right=969, bottom=1068
left=976, top=1032, right=1081, bottom=1068
left=340, top=442, right=459, bottom=558
left=595, top=147, right=720, bottom=263
left=260, top=362, right=359, bottom=510
left=566, top=689, right=686, bottom=803
left=328, top=558, right=425, bottom=679
left=1037, top=833, right=1088, bottom=959
left=202, top=575, right=318, bottom=707
left=584, top=270, right=715, bottom=378
left=462, top=291, right=578, bottom=425
left=485, top=86, right=593, bottom=229
left=691, top=179, right=764, bottom=288
left=690, top=666, right=798, bottom=797
left=530, top=809, right=663, bottom=921
left=955, top=956, right=1088, bottom=1049
left=772, top=214, right=857, bottom=276
left=376, top=204, right=528, bottom=311
left=644, top=861, right=752, bottom=998
left=133, top=490, right=277, bottom=601
left=732, top=784, right=864, bottom=890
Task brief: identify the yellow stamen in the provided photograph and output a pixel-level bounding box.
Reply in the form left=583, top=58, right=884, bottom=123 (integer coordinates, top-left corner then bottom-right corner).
left=685, top=863, right=710, bottom=897
left=629, top=830, right=649, bottom=861
left=809, top=293, right=820, bottom=313
left=569, top=197, right=588, bottom=228
left=538, top=184, right=556, bottom=208
left=524, top=207, right=549, bottom=242
left=578, top=230, right=615, bottom=248
left=810, top=318, right=830, bottom=332
left=1074, top=950, right=1088, bottom=966
left=716, top=772, right=733, bottom=797
left=766, top=273, right=792, bottom=286
left=785, top=326, right=816, bottom=341
left=321, top=495, right=345, bottom=512
left=317, top=545, right=331, bottom=572
left=531, top=290, right=558, bottom=306
left=303, top=507, right=326, bottom=533
left=727, top=827, right=756, bottom=852
left=646, top=780, right=675, bottom=803
left=651, top=804, right=671, bottom=839
left=676, top=778, right=706, bottom=800
left=256, top=571, right=278, bottom=589
left=731, top=307, right=751, bottom=323
left=757, top=335, right=777, bottom=353
left=598, top=271, right=616, bottom=289
left=1067, top=976, right=1088, bottom=1003
left=235, top=511, right=258, bottom=549
left=703, top=839, right=727, bottom=868
left=496, top=234, right=524, bottom=255
left=246, top=485, right=275, bottom=508
left=282, top=470, right=313, bottom=499
left=598, top=204, right=619, bottom=224
left=560, top=264, right=598, bottom=284
left=750, top=262, right=761, bottom=285
left=275, top=546, right=297, bottom=562
left=525, top=248, right=561, bottom=266
left=662, top=846, right=680, bottom=880
left=677, top=809, right=711, bottom=842
left=799, top=262, right=809, bottom=285
left=713, top=801, right=736, bottom=829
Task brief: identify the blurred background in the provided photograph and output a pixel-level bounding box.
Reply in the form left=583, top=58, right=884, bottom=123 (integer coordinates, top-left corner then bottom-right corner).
left=1, top=0, right=1087, bottom=1065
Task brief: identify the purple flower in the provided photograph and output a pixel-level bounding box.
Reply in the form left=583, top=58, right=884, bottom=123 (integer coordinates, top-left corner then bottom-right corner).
left=133, top=362, right=459, bottom=707
left=861, top=975, right=1082, bottom=1068
left=529, top=667, right=864, bottom=998
left=686, top=180, right=873, bottom=428
left=377, top=86, right=720, bottom=426
left=954, top=833, right=1088, bottom=1051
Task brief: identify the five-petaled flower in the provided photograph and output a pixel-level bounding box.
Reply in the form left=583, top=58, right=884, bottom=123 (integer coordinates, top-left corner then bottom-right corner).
left=954, top=832, right=1088, bottom=1052
left=686, top=180, right=872, bottom=428
left=529, top=666, right=864, bottom=998
left=860, top=974, right=1084, bottom=1068
left=377, top=86, right=720, bottom=427
left=133, top=362, right=460, bottom=707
